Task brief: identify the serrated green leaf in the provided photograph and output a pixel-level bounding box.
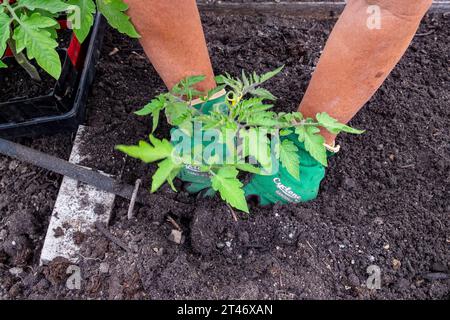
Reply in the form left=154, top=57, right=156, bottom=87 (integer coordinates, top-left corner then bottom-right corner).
left=239, top=97, right=273, bottom=117
left=316, top=112, right=365, bottom=135
left=13, top=13, right=61, bottom=79
left=151, top=158, right=181, bottom=193
left=135, top=96, right=165, bottom=116
left=211, top=167, right=248, bottom=213
left=167, top=166, right=182, bottom=192
left=260, top=65, right=284, bottom=83
left=135, top=96, right=166, bottom=133
left=0, top=12, right=10, bottom=58
left=295, top=126, right=327, bottom=166
left=252, top=71, right=260, bottom=83
left=205, top=84, right=226, bottom=100
left=214, top=73, right=242, bottom=92
left=249, top=87, right=277, bottom=101
left=44, top=26, right=58, bottom=40
left=165, top=101, right=191, bottom=126
left=201, top=116, right=223, bottom=130
left=18, top=0, right=71, bottom=13
left=236, top=163, right=261, bottom=174
left=280, top=139, right=300, bottom=180
left=246, top=111, right=279, bottom=127
left=214, top=75, right=226, bottom=85
left=96, top=0, right=140, bottom=38
left=185, top=75, right=206, bottom=86
left=67, top=0, right=96, bottom=43
left=241, top=70, right=250, bottom=87
left=116, top=135, right=173, bottom=163
left=241, top=128, right=272, bottom=171
left=150, top=109, right=162, bottom=134
left=280, top=129, right=293, bottom=136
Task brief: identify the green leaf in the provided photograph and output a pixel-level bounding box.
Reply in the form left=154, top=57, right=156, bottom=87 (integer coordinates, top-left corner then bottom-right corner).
left=135, top=96, right=166, bottom=133
left=260, top=65, right=284, bottom=83
left=96, top=0, right=140, bottom=38
left=241, top=128, right=272, bottom=171
left=185, top=75, right=206, bottom=86
left=241, top=69, right=250, bottom=87
left=211, top=167, right=249, bottom=213
left=165, top=101, right=191, bottom=126
left=116, top=135, right=173, bottom=163
left=249, top=87, right=277, bottom=101
left=280, top=139, right=300, bottom=180
left=280, top=129, right=293, bottom=136
left=205, top=85, right=226, bottom=100
left=0, top=60, right=7, bottom=68
left=214, top=74, right=226, bottom=85
left=316, top=112, right=365, bottom=135
left=236, top=163, right=261, bottom=174
left=18, top=0, right=71, bottom=13
left=67, top=0, right=96, bottom=43
left=13, top=13, right=61, bottom=79
left=43, top=25, right=59, bottom=40
left=295, top=126, right=327, bottom=167
left=167, top=166, right=182, bottom=192
left=238, top=98, right=273, bottom=120
left=135, top=96, right=164, bottom=116
left=0, top=12, right=10, bottom=58
left=151, top=158, right=181, bottom=193
left=246, top=111, right=279, bottom=127
left=214, top=72, right=242, bottom=92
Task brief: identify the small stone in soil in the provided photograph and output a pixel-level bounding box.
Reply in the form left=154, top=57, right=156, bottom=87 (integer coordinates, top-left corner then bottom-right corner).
left=9, top=267, right=23, bottom=276
left=216, top=242, right=225, bottom=249
left=392, top=258, right=402, bottom=270
left=99, top=262, right=110, bottom=273
left=168, top=229, right=183, bottom=244
left=0, top=229, right=7, bottom=241
left=374, top=217, right=384, bottom=225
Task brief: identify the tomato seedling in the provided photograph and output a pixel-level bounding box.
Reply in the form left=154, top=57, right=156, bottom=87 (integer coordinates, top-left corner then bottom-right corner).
left=117, top=67, right=364, bottom=213
left=0, top=0, right=139, bottom=80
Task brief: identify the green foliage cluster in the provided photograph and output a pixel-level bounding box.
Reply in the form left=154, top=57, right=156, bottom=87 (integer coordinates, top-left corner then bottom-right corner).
left=117, top=67, right=364, bottom=212
left=0, top=0, right=139, bottom=79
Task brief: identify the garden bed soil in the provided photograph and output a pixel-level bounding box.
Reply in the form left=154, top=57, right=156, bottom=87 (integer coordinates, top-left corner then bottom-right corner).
left=0, top=63, right=56, bottom=104
left=0, top=11, right=449, bottom=299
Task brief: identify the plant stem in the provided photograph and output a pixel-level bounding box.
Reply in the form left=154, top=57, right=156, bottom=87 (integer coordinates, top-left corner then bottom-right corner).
left=7, top=39, right=41, bottom=81
left=4, top=2, right=41, bottom=81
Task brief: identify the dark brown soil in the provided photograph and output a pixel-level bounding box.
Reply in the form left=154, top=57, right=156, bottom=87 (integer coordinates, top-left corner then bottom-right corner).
left=199, top=0, right=339, bottom=3
left=0, top=30, right=74, bottom=104
left=0, top=62, right=57, bottom=104
left=0, top=11, right=448, bottom=300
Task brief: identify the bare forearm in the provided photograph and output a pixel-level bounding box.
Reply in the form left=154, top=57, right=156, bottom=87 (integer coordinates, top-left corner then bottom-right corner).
left=124, top=0, right=216, bottom=91
left=299, top=0, right=432, bottom=144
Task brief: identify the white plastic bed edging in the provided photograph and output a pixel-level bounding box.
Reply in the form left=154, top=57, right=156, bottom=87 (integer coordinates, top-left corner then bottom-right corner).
left=40, top=126, right=116, bottom=265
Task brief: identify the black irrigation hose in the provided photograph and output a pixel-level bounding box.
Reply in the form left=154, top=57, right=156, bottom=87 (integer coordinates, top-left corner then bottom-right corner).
left=0, top=137, right=192, bottom=214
